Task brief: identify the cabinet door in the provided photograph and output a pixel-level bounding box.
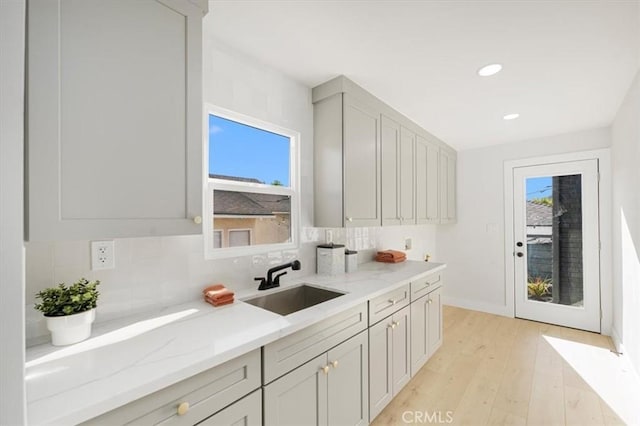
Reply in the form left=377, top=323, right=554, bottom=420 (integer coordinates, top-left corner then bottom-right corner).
left=391, top=306, right=411, bottom=394
left=427, top=287, right=443, bottom=357
left=327, top=331, right=369, bottom=426
left=399, top=127, right=415, bottom=225
left=439, top=149, right=457, bottom=223
left=27, top=0, right=204, bottom=240
left=416, top=135, right=440, bottom=224
left=410, top=295, right=429, bottom=377
left=343, top=94, right=381, bottom=227
left=368, top=318, right=392, bottom=421
left=264, top=353, right=328, bottom=426
left=381, top=115, right=400, bottom=226
left=197, top=389, right=262, bottom=426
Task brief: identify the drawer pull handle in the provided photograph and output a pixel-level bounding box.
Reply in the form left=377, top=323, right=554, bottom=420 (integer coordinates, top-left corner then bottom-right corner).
left=428, top=298, right=433, bottom=304
left=321, top=365, right=330, bottom=374
left=331, top=360, right=339, bottom=368
left=177, top=401, right=190, bottom=416
left=346, top=217, right=353, bottom=222
left=388, top=299, right=396, bottom=305
left=389, top=321, right=399, bottom=329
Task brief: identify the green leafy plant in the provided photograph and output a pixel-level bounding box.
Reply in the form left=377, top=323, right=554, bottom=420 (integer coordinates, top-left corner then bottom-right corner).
left=34, top=278, right=100, bottom=317
left=527, top=277, right=551, bottom=299
left=530, top=196, right=553, bottom=206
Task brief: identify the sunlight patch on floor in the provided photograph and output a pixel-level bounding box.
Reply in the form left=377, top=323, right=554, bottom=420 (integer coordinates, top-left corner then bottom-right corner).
left=544, top=335, right=640, bottom=425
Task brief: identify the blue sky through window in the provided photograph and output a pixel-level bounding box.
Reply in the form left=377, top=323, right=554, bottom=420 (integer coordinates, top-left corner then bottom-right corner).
left=209, top=115, right=290, bottom=186
left=526, top=176, right=552, bottom=200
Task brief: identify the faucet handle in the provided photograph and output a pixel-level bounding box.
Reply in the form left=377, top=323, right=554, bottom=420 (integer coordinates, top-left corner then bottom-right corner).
left=254, top=277, right=267, bottom=290
left=273, top=271, right=287, bottom=285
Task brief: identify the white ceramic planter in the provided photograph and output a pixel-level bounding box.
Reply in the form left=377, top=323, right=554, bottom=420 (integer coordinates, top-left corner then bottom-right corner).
left=46, top=309, right=96, bottom=346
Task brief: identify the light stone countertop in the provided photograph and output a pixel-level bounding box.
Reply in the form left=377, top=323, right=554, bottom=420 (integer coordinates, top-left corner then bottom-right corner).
left=25, top=260, right=446, bottom=425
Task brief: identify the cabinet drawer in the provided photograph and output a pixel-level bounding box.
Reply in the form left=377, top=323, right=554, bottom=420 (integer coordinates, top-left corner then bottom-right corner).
left=263, top=303, right=368, bottom=384
left=197, top=389, right=262, bottom=426
left=368, top=284, right=410, bottom=326
left=410, top=273, right=442, bottom=301
left=82, top=349, right=261, bottom=426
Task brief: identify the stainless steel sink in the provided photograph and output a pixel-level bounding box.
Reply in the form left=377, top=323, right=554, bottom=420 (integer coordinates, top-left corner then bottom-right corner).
left=244, top=284, right=345, bottom=316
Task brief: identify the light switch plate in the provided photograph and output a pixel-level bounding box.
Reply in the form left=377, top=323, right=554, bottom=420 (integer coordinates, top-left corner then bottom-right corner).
left=91, top=240, right=115, bottom=270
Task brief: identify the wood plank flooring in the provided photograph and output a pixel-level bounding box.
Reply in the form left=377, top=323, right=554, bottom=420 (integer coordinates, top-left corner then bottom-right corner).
left=371, top=306, right=637, bottom=426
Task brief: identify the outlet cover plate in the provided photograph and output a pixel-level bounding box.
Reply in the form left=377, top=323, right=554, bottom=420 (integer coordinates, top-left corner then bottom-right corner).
left=91, top=240, right=115, bottom=270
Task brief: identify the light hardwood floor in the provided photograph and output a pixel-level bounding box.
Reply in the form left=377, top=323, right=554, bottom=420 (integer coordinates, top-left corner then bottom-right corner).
left=371, top=306, right=636, bottom=426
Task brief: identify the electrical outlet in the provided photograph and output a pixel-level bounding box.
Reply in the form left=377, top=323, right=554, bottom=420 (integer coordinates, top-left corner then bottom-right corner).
left=91, top=240, right=115, bottom=270
left=405, top=238, right=412, bottom=250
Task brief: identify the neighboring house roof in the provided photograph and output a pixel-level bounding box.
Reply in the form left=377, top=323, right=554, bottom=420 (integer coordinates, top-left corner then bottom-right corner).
left=214, top=190, right=290, bottom=216
left=209, top=174, right=263, bottom=184
left=527, top=201, right=552, bottom=226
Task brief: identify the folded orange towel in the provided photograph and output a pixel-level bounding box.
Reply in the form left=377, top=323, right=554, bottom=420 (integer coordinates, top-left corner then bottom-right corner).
left=203, top=284, right=235, bottom=301
left=375, top=250, right=407, bottom=263
left=205, top=295, right=234, bottom=307
left=376, top=250, right=406, bottom=259
left=203, top=284, right=235, bottom=307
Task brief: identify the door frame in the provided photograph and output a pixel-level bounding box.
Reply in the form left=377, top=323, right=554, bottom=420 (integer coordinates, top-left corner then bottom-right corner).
left=504, top=149, right=612, bottom=335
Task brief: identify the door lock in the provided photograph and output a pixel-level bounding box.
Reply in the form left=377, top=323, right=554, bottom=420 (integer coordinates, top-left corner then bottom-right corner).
left=516, top=252, right=524, bottom=257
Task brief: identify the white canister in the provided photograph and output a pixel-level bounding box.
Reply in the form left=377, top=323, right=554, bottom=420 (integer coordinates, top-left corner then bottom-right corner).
left=345, top=249, right=358, bottom=273
left=317, top=243, right=345, bottom=275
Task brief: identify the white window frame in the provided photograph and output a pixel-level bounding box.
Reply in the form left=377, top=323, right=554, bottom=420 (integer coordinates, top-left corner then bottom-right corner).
left=203, top=104, right=300, bottom=260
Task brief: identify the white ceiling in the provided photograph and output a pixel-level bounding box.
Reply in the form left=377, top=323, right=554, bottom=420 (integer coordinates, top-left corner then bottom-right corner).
left=207, top=1, right=640, bottom=150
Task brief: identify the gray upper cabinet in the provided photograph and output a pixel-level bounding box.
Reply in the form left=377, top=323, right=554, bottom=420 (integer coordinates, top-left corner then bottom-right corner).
left=439, top=148, right=457, bottom=223
left=313, top=75, right=456, bottom=229
left=381, top=116, right=415, bottom=226
left=27, top=0, right=207, bottom=240
left=314, top=92, right=381, bottom=227
left=416, top=135, right=440, bottom=224
left=381, top=115, right=401, bottom=226
left=399, top=126, right=416, bottom=225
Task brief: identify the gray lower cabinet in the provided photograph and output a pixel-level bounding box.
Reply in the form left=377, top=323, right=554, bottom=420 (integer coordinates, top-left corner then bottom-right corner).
left=264, top=331, right=369, bottom=426
left=197, top=389, right=262, bottom=426
left=368, top=305, right=410, bottom=421
left=410, top=286, right=443, bottom=377
left=82, top=349, right=260, bottom=426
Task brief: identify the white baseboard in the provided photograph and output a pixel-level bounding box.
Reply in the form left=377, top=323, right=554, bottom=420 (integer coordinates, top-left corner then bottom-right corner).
left=443, top=296, right=513, bottom=318
left=611, top=326, right=623, bottom=353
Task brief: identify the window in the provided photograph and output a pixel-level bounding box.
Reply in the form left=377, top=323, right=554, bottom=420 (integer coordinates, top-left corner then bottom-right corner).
left=204, top=104, right=299, bottom=258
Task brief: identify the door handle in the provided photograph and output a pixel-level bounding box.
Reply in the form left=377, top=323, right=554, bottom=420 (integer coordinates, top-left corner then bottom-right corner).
left=516, top=252, right=524, bottom=257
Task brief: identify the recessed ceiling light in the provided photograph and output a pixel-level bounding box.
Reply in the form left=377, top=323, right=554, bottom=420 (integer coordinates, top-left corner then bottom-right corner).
left=503, top=113, right=520, bottom=120
left=477, top=63, right=502, bottom=77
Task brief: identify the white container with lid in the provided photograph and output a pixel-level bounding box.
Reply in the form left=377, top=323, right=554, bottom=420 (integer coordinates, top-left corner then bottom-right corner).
left=316, top=243, right=345, bottom=275
left=345, top=249, right=358, bottom=273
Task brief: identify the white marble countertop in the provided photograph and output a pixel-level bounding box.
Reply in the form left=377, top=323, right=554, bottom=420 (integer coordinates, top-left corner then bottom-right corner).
left=25, top=260, right=445, bottom=425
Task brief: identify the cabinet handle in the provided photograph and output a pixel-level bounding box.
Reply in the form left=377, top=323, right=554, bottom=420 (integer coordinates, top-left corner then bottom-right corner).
left=346, top=217, right=353, bottom=222
left=321, top=365, right=330, bottom=374
left=193, top=216, right=202, bottom=225
left=177, top=401, right=190, bottom=416
left=331, top=360, right=339, bottom=368
left=394, top=321, right=400, bottom=327
left=428, top=298, right=433, bottom=304
left=388, top=322, right=395, bottom=329
left=388, top=299, right=396, bottom=305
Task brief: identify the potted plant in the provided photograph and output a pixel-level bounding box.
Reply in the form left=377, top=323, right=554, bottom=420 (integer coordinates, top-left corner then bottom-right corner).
left=34, top=278, right=100, bottom=346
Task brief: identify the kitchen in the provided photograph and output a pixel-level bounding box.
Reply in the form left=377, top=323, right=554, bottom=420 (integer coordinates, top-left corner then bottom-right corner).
left=1, top=1, right=639, bottom=425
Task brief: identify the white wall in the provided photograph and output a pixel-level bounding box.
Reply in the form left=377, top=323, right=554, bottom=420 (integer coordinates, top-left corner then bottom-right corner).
left=24, top=31, right=438, bottom=344
left=611, top=70, right=640, bottom=376
left=0, top=0, right=27, bottom=423
left=437, top=127, right=611, bottom=318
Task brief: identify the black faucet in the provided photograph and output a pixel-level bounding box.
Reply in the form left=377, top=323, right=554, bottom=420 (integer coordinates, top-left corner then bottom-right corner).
left=255, top=260, right=301, bottom=290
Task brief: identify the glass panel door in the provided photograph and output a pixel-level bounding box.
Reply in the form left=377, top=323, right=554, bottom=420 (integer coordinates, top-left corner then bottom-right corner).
left=513, top=160, right=600, bottom=332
